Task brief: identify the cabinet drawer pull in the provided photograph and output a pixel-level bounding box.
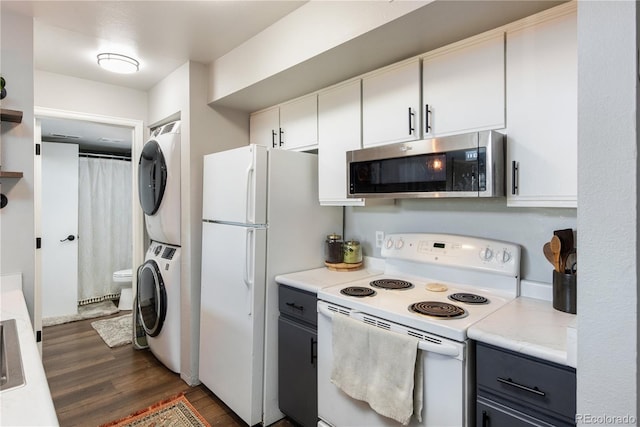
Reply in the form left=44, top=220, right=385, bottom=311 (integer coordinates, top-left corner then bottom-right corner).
left=286, top=302, right=304, bottom=312
left=482, top=410, right=489, bottom=427
left=310, top=337, right=317, bottom=364
left=511, top=161, right=519, bottom=195
left=408, top=107, right=415, bottom=135
left=497, top=377, right=546, bottom=396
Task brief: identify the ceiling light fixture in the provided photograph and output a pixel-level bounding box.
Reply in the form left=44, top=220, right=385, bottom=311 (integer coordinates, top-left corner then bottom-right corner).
left=97, top=53, right=139, bottom=74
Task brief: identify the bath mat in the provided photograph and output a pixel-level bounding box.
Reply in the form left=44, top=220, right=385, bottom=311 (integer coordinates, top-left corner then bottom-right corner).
left=91, top=314, right=132, bottom=348
left=43, top=300, right=119, bottom=327
left=98, top=393, right=211, bottom=427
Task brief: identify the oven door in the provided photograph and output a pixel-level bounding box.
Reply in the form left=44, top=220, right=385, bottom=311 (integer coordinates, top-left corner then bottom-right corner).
left=317, top=301, right=471, bottom=427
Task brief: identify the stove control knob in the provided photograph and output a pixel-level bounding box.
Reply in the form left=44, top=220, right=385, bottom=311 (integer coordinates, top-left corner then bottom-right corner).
left=395, top=238, right=405, bottom=249
left=479, top=247, right=493, bottom=261
left=496, top=250, right=512, bottom=264
left=385, top=238, right=394, bottom=249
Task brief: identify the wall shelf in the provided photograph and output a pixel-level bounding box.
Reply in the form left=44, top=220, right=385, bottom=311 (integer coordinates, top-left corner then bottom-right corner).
left=0, top=171, right=24, bottom=178
left=1, top=108, right=23, bottom=123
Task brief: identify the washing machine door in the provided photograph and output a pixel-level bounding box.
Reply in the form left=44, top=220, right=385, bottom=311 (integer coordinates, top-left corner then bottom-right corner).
left=138, top=140, right=167, bottom=215
left=137, top=260, right=167, bottom=337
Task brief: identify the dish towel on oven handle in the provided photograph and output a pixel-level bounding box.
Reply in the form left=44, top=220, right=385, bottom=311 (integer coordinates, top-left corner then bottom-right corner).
left=330, top=313, right=423, bottom=425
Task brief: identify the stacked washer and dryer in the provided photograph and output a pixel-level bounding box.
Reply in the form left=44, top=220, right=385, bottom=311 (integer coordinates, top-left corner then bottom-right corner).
left=136, top=120, right=182, bottom=373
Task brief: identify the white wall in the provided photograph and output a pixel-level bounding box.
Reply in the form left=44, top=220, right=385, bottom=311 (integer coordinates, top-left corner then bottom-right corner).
left=347, top=200, right=577, bottom=284
left=35, top=71, right=147, bottom=122
left=576, top=1, right=638, bottom=423
left=208, top=0, right=428, bottom=106
left=1, top=11, right=36, bottom=320
left=148, top=60, right=248, bottom=386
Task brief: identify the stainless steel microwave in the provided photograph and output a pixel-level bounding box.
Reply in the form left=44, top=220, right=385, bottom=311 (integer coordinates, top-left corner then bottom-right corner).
left=347, top=130, right=505, bottom=199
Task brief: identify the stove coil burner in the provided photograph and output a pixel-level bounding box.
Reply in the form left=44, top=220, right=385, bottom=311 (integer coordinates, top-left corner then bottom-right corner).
left=448, top=293, right=489, bottom=304
left=340, top=286, right=376, bottom=297
left=409, top=301, right=467, bottom=319
left=370, top=279, right=413, bottom=290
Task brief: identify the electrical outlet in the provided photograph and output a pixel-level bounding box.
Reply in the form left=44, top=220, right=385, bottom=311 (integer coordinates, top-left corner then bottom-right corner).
left=375, top=231, right=384, bottom=248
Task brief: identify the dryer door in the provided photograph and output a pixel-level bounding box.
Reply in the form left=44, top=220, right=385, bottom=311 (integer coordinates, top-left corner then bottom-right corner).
left=137, top=260, right=167, bottom=337
left=138, top=140, right=167, bottom=215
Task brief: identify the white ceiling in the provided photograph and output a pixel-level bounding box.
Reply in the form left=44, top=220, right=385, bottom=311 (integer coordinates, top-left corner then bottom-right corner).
left=3, top=0, right=305, bottom=154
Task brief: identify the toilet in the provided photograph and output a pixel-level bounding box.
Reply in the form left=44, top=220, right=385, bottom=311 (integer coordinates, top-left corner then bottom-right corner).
left=113, top=268, right=133, bottom=310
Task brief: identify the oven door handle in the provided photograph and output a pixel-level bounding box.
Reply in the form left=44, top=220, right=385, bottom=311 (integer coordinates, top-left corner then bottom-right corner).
left=318, top=303, right=460, bottom=358
left=417, top=340, right=460, bottom=358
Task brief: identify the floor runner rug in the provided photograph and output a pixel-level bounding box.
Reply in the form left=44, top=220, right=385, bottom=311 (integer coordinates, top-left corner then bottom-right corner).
left=99, top=393, right=211, bottom=427
left=43, top=300, right=120, bottom=327
left=91, top=314, right=132, bottom=348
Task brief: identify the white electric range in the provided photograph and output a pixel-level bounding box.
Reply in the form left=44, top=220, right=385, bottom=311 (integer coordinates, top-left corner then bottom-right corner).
left=317, top=232, right=521, bottom=427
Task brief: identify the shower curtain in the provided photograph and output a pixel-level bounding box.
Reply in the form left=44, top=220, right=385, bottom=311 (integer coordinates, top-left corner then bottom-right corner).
left=77, top=156, right=132, bottom=304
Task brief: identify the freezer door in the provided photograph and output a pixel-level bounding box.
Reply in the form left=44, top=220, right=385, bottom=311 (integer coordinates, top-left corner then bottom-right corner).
left=202, top=144, right=267, bottom=224
left=199, top=221, right=267, bottom=426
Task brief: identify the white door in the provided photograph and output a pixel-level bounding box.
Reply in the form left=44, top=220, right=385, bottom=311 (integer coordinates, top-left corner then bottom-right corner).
left=318, top=79, right=365, bottom=205
left=279, top=94, right=318, bottom=151
left=202, top=144, right=267, bottom=224
left=362, top=59, right=421, bottom=147
left=199, top=221, right=267, bottom=426
left=41, top=142, right=79, bottom=318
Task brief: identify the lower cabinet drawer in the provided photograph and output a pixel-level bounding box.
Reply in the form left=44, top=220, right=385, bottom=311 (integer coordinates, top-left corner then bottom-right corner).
left=476, top=343, right=576, bottom=422
left=477, top=398, right=574, bottom=427
left=278, top=285, right=318, bottom=326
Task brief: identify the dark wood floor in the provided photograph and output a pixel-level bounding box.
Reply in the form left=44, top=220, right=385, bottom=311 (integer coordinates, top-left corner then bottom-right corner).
left=42, top=312, right=296, bottom=427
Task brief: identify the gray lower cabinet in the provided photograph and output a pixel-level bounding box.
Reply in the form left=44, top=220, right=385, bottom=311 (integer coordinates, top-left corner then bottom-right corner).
left=476, top=342, right=576, bottom=427
left=278, top=285, right=318, bottom=427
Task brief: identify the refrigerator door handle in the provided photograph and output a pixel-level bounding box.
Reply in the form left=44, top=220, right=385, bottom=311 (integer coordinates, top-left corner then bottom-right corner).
left=244, top=228, right=255, bottom=316
left=245, top=163, right=255, bottom=224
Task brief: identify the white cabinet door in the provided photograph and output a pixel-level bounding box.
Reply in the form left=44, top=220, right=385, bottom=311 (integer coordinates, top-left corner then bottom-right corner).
left=279, top=94, right=318, bottom=151
left=249, top=106, right=279, bottom=148
left=506, top=11, right=577, bottom=207
left=422, top=33, right=505, bottom=137
left=362, top=59, right=421, bottom=147
left=318, top=80, right=365, bottom=206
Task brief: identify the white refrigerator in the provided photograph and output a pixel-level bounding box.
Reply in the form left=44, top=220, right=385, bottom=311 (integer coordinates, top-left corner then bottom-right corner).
left=199, top=144, right=342, bottom=426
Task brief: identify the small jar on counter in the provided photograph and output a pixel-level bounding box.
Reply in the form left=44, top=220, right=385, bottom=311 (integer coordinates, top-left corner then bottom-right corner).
left=325, top=233, right=344, bottom=264
left=343, top=240, right=362, bottom=264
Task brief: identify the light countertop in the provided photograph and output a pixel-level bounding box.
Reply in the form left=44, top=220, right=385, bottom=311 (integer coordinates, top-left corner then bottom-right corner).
left=275, top=260, right=383, bottom=294
left=1, top=274, right=59, bottom=426
left=468, top=296, right=577, bottom=368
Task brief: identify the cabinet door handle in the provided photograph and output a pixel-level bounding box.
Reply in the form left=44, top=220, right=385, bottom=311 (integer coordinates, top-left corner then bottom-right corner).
left=279, top=128, right=284, bottom=146
left=425, top=104, right=431, bottom=133
left=310, top=337, right=317, bottom=364
left=271, top=130, right=277, bottom=148
left=482, top=410, right=490, bottom=427
left=286, top=302, right=304, bottom=312
left=497, top=376, right=546, bottom=396
left=408, top=107, right=415, bottom=135
left=511, top=161, right=519, bottom=195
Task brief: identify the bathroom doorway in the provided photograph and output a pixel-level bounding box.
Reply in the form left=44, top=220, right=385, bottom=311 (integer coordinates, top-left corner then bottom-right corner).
left=33, top=107, right=144, bottom=346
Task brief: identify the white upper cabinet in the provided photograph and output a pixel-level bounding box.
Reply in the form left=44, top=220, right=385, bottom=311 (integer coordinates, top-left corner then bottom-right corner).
left=505, top=10, right=577, bottom=208
left=249, top=93, right=318, bottom=151
left=279, top=94, right=318, bottom=151
left=317, top=80, right=365, bottom=206
left=249, top=106, right=279, bottom=148
left=362, top=59, right=421, bottom=148
left=422, top=33, right=505, bottom=138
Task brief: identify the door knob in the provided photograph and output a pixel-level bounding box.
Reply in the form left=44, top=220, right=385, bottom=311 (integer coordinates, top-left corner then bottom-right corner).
left=60, top=235, right=76, bottom=242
